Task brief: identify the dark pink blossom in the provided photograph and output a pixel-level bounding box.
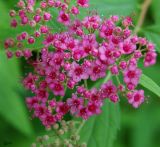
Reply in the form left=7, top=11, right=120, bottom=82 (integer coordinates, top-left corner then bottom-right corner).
left=49, top=82, right=65, bottom=96
left=123, top=65, right=142, bottom=88
left=144, top=51, right=157, bottom=67
left=77, top=0, right=89, bottom=7
left=120, top=39, right=136, bottom=54
left=67, top=94, right=84, bottom=114
left=58, top=11, right=70, bottom=26
left=89, top=60, right=107, bottom=81
left=128, top=90, right=144, bottom=108
left=100, top=80, right=117, bottom=99
left=68, top=62, right=89, bottom=82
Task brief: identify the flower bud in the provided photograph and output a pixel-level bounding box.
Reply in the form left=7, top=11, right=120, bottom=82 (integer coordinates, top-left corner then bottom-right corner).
left=53, top=123, right=59, bottom=129
left=9, top=10, right=16, bottom=17
left=81, top=143, right=87, bottom=147
left=43, top=135, right=49, bottom=141
left=31, top=143, right=37, bottom=147
left=58, top=129, right=64, bottom=135
left=6, top=50, right=13, bottom=59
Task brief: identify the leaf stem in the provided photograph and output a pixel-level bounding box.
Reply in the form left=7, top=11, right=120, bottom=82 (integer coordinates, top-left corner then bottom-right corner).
left=134, top=0, right=152, bottom=34
left=84, top=80, right=88, bottom=89
left=76, top=120, right=86, bottom=135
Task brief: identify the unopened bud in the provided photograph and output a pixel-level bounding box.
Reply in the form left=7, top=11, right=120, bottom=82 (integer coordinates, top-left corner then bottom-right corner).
left=61, top=120, right=66, bottom=127
left=58, top=129, right=64, bottom=135
left=36, top=136, right=43, bottom=143
left=67, top=144, right=73, bottom=147
left=69, top=121, right=74, bottom=128
left=64, top=139, right=69, bottom=145
left=53, top=123, right=59, bottom=130
left=31, top=143, right=36, bottom=147
left=54, top=139, right=60, bottom=146
left=43, top=135, right=49, bottom=141
left=81, top=143, right=87, bottom=147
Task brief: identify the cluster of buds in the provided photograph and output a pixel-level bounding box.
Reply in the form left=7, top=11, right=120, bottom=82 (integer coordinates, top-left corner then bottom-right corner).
left=32, top=120, right=87, bottom=147
left=4, top=0, right=157, bottom=128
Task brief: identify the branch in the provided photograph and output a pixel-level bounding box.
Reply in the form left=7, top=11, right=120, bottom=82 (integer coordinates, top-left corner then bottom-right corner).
left=134, top=0, right=152, bottom=34
left=76, top=120, right=86, bottom=135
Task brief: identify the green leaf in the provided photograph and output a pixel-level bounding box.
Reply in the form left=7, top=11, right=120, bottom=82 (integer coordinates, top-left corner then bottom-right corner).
left=80, top=102, right=120, bottom=147
left=0, top=1, right=9, bottom=28
left=140, top=74, right=160, bottom=97
left=132, top=107, right=155, bottom=147
left=80, top=73, right=120, bottom=147
left=151, top=0, right=160, bottom=24
left=90, top=0, right=137, bottom=16
left=142, top=25, right=160, bottom=53
left=0, top=51, right=33, bottom=136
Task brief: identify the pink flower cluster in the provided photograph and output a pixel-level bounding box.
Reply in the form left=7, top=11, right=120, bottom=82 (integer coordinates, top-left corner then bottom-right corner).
left=4, top=0, right=157, bottom=127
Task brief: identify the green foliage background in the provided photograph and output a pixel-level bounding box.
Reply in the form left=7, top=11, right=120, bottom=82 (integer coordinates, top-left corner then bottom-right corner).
left=0, top=0, right=160, bottom=147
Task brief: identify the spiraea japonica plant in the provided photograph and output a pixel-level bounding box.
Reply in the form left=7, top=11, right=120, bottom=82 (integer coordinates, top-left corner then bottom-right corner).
left=4, top=0, right=158, bottom=146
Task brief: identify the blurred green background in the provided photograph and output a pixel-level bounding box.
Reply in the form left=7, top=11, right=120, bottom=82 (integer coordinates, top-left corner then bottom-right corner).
left=0, top=0, right=160, bottom=147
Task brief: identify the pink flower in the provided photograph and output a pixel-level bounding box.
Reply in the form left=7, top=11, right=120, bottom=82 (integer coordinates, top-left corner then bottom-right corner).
left=57, top=11, right=70, bottom=26
left=11, top=19, right=18, bottom=28
left=43, top=34, right=55, bottom=47
left=123, top=65, right=142, bottom=88
left=41, top=114, right=56, bottom=128
left=72, top=47, right=84, bottom=60
left=98, top=44, right=115, bottom=65
left=28, top=37, right=35, bottom=44
left=120, top=39, right=136, bottom=54
left=49, top=82, right=65, bottom=96
left=110, top=94, right=119, bottom=103
left=40, top=26, right=49, bottom=34
left=23, top=49, right=32, bottom=59
left=48, top=0, right=55, bottom=7
left=128, top=90, right=144, bottom=108
left=45, top=67, right=58, bottom=83
left=89, top=60, right=107, bottom=81
left=71, top=6, right=79, bottom=15
left=81, top=34, right=98, bottom=56
left=144, top=51, right=157, bottom=67
left=77, top=0, right=89, bottom=7
left=15, top=50, right=23, bottom=58
left=49, top=99, right=57, bottom=108
left=29, top=21, right=36, bottom=27
left=122, top=16, right=133, bottom=27
left=147, top=42, right=155, bottom=51
left=110, top=65, right=119, bottom=75
left=78, top=107, right=89, bottom=119
left=90, top=88, right=102, bottom=103
left=43, top=12, right=52, bottom=21
left=82, top=15, right=101, bottom=29
left=26, top=96, right=38, bottom=110
left=67, top=79, right=76, bottom=89
left=36, top=89, right=49, bottom=102
left=34, top=104, right=48, bottom=118
left=21, top=16, right=29, bottom=25
left=23, top=73, right=38, bottom=91
left=87, top=102, right=101, bottom=116
left=6, top=50, right=13, bottom=58
left=69, top=19, right=83, bottom=36
left=56, top=102, right=69, bottom=115
left=34, top=15, right=41, bottom=23
left=100, top=80, right=117, bottom=99
left=68, top=62, right=89, bottom=82
left=99, top=20, right=114, bottom=39
left=48, top=52, right=64, bottom=69
left=67, top=94, right=84, bottom=114
left=27, top=0, right=35, bottom=6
